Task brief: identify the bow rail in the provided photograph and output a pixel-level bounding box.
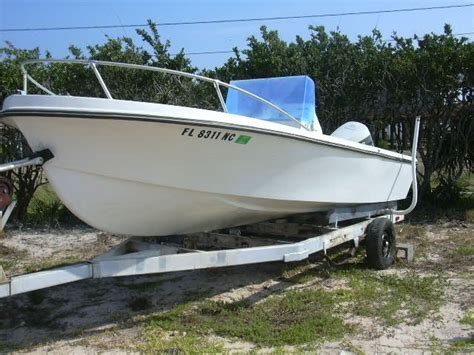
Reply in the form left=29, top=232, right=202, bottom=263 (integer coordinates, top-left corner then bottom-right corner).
left=21, top=59, right=309, bottom=130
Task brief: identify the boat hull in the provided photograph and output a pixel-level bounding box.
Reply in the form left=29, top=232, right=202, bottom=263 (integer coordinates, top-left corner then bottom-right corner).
left=1, top=96, right=412, bottom=236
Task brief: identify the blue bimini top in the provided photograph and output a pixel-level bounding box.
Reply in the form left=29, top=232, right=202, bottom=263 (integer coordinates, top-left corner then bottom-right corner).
left=226, top=75, right=320, bottom=131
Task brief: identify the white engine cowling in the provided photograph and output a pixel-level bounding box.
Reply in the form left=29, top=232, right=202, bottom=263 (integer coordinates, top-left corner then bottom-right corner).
left=330, top=121, right=373, bottom=146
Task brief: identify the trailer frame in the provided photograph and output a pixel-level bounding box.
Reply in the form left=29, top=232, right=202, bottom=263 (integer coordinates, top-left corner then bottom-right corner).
left=0, top=212, right=404, bottom=298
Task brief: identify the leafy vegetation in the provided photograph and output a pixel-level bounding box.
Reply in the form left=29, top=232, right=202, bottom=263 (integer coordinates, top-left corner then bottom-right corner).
left=449, top=336, right=474, bottom=352
left=337, top=270, right=445, bottom=326
left=0, top=244, right=27, bottom=272
left=460, top=312, right=474, bottom=326
left=147, top=290, right=350, bottom=347
left=452, top=246, right=474, bottom=257
left=24, top=255, right=86, bottom=273
left=142, top=330, right=225, bottom=353
left=25, top=185, right=81, bottom=226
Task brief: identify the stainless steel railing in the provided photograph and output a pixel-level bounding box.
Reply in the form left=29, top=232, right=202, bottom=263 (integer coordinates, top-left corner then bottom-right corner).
left=21, top=59, right=309, bottom=130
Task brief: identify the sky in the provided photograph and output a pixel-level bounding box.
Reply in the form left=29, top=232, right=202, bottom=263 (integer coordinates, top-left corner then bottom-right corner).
left=0, top=0, right=473, bottom=69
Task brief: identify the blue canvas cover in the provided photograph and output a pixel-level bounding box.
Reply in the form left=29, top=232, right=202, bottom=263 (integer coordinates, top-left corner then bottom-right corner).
left=226, top=75, right=318, bottom=129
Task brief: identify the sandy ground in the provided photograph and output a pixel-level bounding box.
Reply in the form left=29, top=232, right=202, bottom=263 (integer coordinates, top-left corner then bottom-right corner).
left=0, top=221, right=472, bottom=354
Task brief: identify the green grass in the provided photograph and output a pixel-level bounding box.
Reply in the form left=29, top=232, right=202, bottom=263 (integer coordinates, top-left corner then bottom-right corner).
left=24, top=256, right=86, bottom=273
left=142, top=270, right=445, bottom=349
left=32, top=184, right=59, bottom=205
left=27, top=185, right=62, bottom=223
left=0, top=259, right=17, bottom=273
left=142, top=330, right=225, bottom=353
left=147, top=289, right=351, bottom=347
left=452, top=246, right=474, bottom=257
left=459, top=172, right=474, bottom=194
left=341, top=341, right=366, bottom=355
left=335, top=269, right=445, bottom=326
left=0, top=244, right=28, bottom=273
left=27, top=184, right=80, bottom=226
left=449, top=336, right=474, bottom=352
left=460, top=312, right=474, bottom=326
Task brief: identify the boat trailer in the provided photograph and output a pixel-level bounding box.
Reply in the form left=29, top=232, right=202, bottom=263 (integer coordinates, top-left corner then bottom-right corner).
left=0, top=209, right=406, bottom=298
left=0, top=118, right=420, bottom=298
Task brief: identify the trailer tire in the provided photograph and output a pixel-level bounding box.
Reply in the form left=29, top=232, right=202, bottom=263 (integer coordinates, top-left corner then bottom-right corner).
left=366, top=218, right=396, bottom=270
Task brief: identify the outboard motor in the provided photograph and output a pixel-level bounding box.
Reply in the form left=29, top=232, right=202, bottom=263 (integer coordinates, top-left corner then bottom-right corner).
left=331, top=121, right=374, bottom=146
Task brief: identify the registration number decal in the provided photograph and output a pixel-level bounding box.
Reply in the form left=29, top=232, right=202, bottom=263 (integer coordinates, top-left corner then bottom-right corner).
left=181, top=128, right=252, bottom=145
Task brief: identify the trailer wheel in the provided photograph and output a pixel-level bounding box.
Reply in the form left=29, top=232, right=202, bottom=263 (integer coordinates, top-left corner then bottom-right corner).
left=366, top=218, right=396, bottom=270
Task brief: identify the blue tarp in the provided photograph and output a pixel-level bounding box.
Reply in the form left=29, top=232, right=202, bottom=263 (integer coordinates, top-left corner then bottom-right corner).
left=226, top=75, right=318, bottom=129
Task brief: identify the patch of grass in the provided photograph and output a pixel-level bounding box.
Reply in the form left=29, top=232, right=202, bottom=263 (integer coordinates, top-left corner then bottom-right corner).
left=142, top=330, right=225, bottom=353
left=24, top=256, right=86, bottom=273
left=334, top=269, right=446, bottom=326
left=449, top=335, right=474, bottom=352
left=147, top=288, right=352, bottom=347
left=0, top=259, right=17, bottom=273
left=0, top=245, right=14, bottom=257
left=341, top=341, right=366, bottom=355
left=452, top=246, right=474, bottom=257
left=27, top=184, right=80, bottom=227
left=459, top=172, right=474, bottom=194
left=142, top=269, right=446, bottom=347
left=428, top=334, right=445, bottom=354
left=460, top=312, right=474, bottom=326
left=0, top=245, right=28, bottom=273
left=28, top=197, right=65, bottom=226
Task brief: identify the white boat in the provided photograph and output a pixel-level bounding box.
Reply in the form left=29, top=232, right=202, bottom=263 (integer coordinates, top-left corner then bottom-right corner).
left=0, top=59, right=413, bottom=236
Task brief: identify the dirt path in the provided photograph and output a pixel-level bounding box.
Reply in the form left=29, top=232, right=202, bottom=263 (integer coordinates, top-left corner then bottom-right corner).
left=0, top=221, right=472, bottom=354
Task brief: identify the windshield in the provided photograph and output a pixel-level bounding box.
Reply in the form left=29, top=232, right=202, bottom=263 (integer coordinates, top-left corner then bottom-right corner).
left=226, top=75, right=319, bottom=130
